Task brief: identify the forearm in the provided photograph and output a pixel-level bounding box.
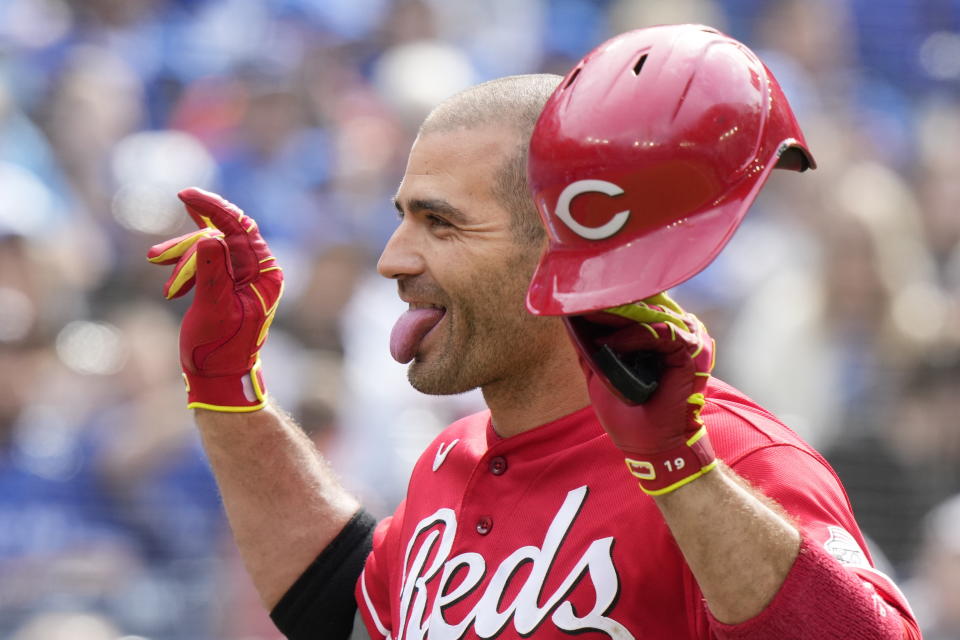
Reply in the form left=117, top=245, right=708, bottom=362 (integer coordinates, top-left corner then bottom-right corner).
left=653, top=465, right=799, bottom=623
left=196, top=403, right=360, bottom=609
left=707, top=536, right=910, bottom=640
left=655, top=465, right=909, bottom=639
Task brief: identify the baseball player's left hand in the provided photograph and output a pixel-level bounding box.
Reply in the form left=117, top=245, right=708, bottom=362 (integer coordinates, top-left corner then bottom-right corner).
left=565, top=293, right=717, bottom=495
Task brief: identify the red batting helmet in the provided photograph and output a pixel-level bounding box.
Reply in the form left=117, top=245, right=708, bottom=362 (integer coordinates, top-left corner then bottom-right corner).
left=526, top=24, right=815, bottom=316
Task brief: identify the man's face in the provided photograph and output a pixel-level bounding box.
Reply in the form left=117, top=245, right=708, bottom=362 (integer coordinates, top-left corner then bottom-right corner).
left=378, top=126, right=562, bottom=395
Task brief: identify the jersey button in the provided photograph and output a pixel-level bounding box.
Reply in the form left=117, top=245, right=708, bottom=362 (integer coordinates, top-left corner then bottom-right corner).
left=489, top=456, right=507, bottom=475
left=476, top=516, right=493, bottom=535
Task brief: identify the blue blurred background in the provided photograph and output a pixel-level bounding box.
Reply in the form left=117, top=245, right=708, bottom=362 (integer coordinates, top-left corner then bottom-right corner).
left=0, top=0, right=959, bottom=638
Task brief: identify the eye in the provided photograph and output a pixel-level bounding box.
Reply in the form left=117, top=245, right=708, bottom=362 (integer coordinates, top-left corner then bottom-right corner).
left=427, top=214, right=453, bottom=228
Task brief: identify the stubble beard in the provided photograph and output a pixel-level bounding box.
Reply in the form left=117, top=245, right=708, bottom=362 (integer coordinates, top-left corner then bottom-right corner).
left=406, top=253, right=548, bottom=397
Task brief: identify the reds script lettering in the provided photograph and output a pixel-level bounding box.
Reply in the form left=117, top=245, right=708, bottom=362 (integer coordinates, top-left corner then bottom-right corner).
left=395, top=486, right=634, bottom=640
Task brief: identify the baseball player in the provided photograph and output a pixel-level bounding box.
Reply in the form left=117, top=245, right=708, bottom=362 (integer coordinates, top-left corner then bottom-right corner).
left=148, top=25, right=920, bottom=640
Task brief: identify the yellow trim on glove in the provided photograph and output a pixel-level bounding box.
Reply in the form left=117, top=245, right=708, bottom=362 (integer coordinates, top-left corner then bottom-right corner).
left=187, top=398, right=268, bottom=413
left=249, top=358, right=266, bottom=401
left=166, top=251, right=198, bottom=299
left=685, top=423, right=708, bottom=446
left=605, top=302, right=689, bottom=333
left=184, top=360, right=268, bottom=413
left=148, top=228, right=222, bottom=263
left=639, top=460, right=718, bottom=496
left=687, top=394, right=707, bottom=427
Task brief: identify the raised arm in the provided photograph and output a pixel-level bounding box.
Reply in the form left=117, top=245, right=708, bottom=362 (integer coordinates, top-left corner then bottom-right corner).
left=147, top=189, right=360, bottom=609
left=565, top=293, right=918, bottom=639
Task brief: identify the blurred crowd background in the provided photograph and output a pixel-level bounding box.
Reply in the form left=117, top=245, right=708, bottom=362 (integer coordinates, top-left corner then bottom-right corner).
left=0, top=0, right=958, bottom=638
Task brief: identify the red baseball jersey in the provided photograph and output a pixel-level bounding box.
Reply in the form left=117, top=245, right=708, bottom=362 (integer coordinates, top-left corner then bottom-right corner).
left=355, top=378, right=914, bottom=639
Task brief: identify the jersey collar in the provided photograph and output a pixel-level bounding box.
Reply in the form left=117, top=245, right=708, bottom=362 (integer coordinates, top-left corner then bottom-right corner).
left=484, top=404, right=602, bottom=457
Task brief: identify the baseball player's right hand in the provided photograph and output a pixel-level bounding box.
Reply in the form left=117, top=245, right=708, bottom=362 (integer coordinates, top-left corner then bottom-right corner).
left=564, top=293, right=717, bottom=496
left=146, top=188, right=283, bottom=412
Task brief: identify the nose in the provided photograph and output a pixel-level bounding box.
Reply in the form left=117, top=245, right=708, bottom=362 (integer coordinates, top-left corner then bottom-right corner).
left=377, top=219, right=425, bottom=280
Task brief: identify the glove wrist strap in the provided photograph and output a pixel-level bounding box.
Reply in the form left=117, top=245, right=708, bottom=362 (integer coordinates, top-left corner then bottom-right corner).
left=183, top=358, right=268, bottom=413
left=623, top=426, right=717, bottom=496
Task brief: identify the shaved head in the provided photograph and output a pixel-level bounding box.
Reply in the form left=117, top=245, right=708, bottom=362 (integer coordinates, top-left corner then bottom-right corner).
left=420, top=74, right=562, bottom=243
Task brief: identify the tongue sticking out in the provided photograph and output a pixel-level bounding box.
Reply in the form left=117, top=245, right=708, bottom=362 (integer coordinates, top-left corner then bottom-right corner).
left=390, top=307, right=445, bottom=364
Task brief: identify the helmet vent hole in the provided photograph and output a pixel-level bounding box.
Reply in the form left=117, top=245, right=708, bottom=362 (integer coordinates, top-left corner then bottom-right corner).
left=632, top=54, right=648, bottom=76
left=564, top=67, right=582, bottom=89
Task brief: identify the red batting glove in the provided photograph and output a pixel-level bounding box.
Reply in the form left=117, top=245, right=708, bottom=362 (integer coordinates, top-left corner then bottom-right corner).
left=565, top=293, right=717, bottom=495
left=146, top=188, right=283, bottom=412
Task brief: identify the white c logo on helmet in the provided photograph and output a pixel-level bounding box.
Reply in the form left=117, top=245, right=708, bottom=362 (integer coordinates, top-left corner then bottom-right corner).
left=554, top=179, right=630, bottom=240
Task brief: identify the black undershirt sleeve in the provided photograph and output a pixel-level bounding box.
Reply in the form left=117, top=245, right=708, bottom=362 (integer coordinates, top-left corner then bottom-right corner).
left=270, top=509, right=378, bottom=640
